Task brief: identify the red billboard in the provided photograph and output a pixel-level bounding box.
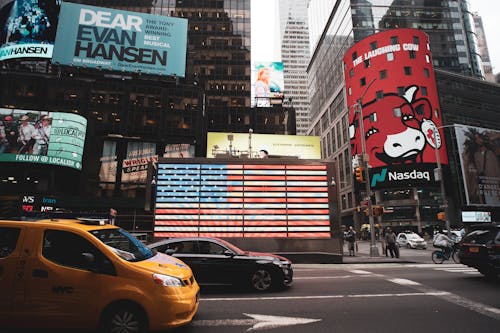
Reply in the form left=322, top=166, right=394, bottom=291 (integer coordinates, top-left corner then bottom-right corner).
left=343, top=29, right=447, bottom=188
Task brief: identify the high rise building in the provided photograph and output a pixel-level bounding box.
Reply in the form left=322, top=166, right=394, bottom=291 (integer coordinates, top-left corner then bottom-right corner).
left=306, top=0, right=496, bottom=228
left=473, top=13, right=494, bottom=81
left=1, top=0, right=299, bottom=227
left=279, top=0, right=311, bottom=135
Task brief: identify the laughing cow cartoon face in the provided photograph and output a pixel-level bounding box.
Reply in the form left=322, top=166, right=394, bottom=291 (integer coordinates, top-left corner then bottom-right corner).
left=349, top=85, right=439, bottom=167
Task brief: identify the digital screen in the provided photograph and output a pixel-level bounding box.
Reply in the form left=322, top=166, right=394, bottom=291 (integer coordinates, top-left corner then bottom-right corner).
left=206, top=132, right=321, bottom=159
left=154, top=162, right=332, bottom=238
left=52, top=2, right=188, bottom=76
left=462, top=211, right=492, bottom=222
left=251, top=61, right=284, bottom=107
left=455, top=124, right=500, bottom=207
left=0, top=109, right=86, bottom=170
left=0, top=0, right=60, bottom=61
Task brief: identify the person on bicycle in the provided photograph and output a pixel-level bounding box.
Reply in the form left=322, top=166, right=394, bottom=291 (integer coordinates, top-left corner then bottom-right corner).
left=433, top=231, right=454, bottom=258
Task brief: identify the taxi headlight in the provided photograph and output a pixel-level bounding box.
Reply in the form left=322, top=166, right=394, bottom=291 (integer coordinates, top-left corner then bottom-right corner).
left=152, top=273, right=184, bottom=287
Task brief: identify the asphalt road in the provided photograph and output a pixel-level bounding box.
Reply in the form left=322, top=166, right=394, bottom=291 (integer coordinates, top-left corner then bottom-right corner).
left=2, top=244, right=498, bottom=333
left=172, top=258, right=499, bottom=333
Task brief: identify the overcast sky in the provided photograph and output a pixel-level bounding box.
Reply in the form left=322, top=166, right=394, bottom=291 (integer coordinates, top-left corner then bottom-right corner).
left=252, top=0, right=500, bottom=74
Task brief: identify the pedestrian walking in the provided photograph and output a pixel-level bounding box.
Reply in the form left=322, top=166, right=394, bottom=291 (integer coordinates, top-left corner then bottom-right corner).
left=385, top=227, right=399, bottom=258
left=346, top=226, right=356, bottom=256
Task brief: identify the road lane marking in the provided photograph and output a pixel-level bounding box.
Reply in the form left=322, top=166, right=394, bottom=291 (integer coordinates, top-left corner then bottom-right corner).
left=294, top=275, right=373, bottom=280
left=349, top=269, right=373, bottom=274
left=388, top=278, right=422, bottom=286
left=376, top=271, right=500, bottom=320
left=201, top=292, right=450, bottom=302
left=191, top=313, right=321, bottom=331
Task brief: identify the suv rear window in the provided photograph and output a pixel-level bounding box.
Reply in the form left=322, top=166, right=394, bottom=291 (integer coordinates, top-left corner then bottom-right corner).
left=0, top=227, right=21, bottom=258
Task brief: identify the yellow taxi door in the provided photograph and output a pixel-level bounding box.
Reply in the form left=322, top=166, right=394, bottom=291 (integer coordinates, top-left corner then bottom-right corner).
left=0, top=225, right=25, bottom=318
left=23, top=228, right=116, bottom=329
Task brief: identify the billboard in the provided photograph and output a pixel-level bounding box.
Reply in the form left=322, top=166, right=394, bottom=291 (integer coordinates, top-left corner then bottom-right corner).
left=154, top=160, right=333, bottom=238
left=0, top=0, right=60, bottom=61
left=343, top=29, right=447, bottom=189
left=455, top=125, right=500, bottom=206
left=52, top=3, right=188, bottom=76
left=206, top=132, right=321, bottom=159
left=0, top=109, right=87, bottom=170
left=251, top=61, right=284, bottom=107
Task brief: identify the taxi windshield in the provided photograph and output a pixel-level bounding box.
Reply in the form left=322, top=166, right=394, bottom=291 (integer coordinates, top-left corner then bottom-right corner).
left=90, top=228, right=154, bottom=262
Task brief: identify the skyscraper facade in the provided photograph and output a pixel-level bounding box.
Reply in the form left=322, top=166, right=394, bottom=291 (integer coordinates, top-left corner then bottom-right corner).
left=473, top=13, right=494, bottom=82
left=0, top=0, right=264, bottom=227
left=279, top=0, right=311, bottom=135
left=307, top=0, right=491, bottom=228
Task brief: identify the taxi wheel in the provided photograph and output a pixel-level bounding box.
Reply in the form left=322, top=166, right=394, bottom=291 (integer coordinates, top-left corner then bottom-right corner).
left=100, top=303, right=147, bottom=333
left=250, top=268, right=273, bottom=291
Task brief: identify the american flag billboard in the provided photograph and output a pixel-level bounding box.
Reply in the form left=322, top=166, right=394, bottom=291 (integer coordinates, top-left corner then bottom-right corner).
left=153, top=160, right=334, bottom=238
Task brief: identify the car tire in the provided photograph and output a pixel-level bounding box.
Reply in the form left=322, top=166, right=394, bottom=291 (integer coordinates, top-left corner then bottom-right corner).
left=100, top=303, right=147, bottom=333
left=406, top=244, right=412, bottom=249
left=250, top=268, right=273, bottom=291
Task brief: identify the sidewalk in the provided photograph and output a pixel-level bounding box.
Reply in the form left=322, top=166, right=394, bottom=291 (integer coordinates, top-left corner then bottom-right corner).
left=342, top=240, right=417, bottom=264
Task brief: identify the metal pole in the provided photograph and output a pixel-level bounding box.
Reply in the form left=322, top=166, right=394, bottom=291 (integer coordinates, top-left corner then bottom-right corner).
left=433, top=126, right=451, bottom=237
left=357, top=100, right=379, bottom=257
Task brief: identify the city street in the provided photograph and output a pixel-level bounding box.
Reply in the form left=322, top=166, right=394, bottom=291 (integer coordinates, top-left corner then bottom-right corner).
left=173, top=260, right=499, bottom=333
left=0, top=242, right=498, bottom=333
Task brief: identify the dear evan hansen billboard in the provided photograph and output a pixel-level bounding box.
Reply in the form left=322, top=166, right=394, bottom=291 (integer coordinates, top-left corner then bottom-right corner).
left=52, top=3, right=187, bottom=76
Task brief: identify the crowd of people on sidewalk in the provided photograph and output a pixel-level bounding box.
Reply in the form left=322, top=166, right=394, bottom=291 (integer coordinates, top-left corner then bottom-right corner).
left=343, top=225, right=463, bottom=258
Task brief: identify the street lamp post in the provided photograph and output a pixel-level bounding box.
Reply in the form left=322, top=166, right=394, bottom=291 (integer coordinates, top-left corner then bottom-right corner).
left=432, top=124, right=461, bottom=237
left=355, top=78, right=379, bottom=257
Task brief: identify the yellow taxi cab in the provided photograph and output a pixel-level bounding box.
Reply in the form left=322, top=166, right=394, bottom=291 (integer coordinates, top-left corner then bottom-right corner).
left=0, top=218, right=199, bottom=332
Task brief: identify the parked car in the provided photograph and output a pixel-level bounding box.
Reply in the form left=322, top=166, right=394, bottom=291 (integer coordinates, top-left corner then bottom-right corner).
left=459, top=223, right=500, bottom=278
left=0, top=218, right=199, bottom=333
left=149, top=237, right=293, bottom=292
left=396, top=232, right=427, bottom=249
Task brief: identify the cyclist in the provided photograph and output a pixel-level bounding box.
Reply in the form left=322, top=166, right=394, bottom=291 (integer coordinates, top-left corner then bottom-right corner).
left=433, top=231, right=454, bottom=258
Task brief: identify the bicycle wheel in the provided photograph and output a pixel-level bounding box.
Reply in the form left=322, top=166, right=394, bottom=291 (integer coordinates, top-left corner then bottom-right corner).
left=432, top=250, right=445, bottom=264
left=452, top=249, right=460, bottom=263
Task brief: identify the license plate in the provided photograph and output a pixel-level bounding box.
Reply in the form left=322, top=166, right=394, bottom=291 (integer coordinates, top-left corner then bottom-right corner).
left=469, top=247, right=479, bottom=253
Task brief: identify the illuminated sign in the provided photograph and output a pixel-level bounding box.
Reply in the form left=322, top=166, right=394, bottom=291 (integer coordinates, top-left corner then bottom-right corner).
left=455, top=124, right=500, bottom=206
left=52, top=3, right=188, bottom=76
left=0, top=109, right=86, bottom=170
left=206, top=132, right=321, bottom=159
left=251, top=61, right=284, bottom=107
left=154, top=161, right=333, bottom=238
left=0, top=0, right=60, bottom=61
left=462, top=211, right=492, bottom=222
left=344, top=29, right=447, bottom=176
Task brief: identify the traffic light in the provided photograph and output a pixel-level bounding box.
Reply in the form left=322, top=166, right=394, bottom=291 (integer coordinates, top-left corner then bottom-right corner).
left=437, top=212, right=445, bottom=220
left=354, top=167, right=364, bottom=182
left=373, top=206, right=384, bottom=217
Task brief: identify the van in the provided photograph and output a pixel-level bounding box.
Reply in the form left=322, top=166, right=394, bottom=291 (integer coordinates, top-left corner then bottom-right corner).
left=0, top=218, right=199, bottom=332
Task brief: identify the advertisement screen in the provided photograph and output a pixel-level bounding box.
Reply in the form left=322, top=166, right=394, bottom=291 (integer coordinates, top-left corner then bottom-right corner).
left=154, top=161, right=332, bottom=238
left=52, top=2, right=188, bottom=76
left=0, top=109, right=87, bottom=170
left=0, top=0, right=60, bottom=61
left=251, top=61, right=284, bottom=107
left=121, top=141, right=157, bottom=184
left=206, top=132, right=321, bottom=159
left=455, top=125, right=500, bottom=206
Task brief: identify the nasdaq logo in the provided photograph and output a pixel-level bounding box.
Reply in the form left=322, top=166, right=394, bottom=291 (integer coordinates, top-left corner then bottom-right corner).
left=371, top=168, right=388, bottom=187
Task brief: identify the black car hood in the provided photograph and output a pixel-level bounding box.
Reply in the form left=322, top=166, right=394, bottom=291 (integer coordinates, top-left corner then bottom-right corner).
left=242, top=251, right=290, bottom=262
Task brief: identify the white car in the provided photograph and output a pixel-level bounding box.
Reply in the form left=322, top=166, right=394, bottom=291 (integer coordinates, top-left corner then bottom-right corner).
left=396, top=232, right=427, bottom=249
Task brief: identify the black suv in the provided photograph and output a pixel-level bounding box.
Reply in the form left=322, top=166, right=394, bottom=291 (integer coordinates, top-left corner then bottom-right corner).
left=459, top=223, right=500, bottom=278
